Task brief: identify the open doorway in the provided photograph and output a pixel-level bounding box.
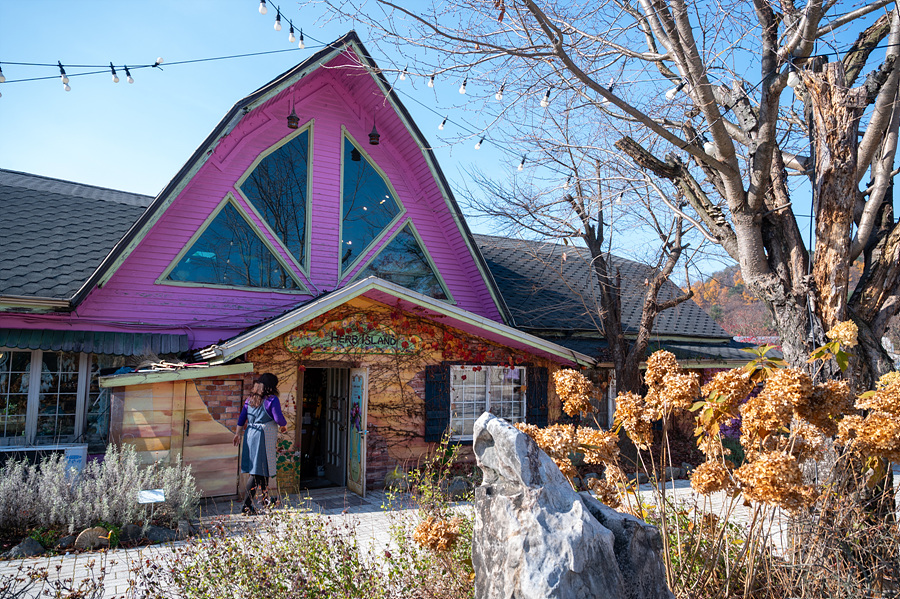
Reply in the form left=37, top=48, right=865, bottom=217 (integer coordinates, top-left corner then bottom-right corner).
left=297, top=368, right=348, bottom=489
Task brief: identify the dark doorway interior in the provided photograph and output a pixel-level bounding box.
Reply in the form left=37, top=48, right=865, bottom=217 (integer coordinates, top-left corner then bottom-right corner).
left=297, top=368, right=346, bottom=489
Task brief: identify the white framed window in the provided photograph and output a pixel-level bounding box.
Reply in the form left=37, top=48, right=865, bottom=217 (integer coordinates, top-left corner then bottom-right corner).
left=449, top=365, right=526, bottom=439
left=0, top=349, right=122, bottom=449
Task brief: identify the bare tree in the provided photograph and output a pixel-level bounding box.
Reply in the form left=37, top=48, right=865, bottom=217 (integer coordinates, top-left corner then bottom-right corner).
left=312, top=0, right=900, bottom=388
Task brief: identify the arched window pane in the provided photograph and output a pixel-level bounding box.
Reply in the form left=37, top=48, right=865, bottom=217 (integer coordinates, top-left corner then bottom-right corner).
left=356, top=224, right=447, bottom=300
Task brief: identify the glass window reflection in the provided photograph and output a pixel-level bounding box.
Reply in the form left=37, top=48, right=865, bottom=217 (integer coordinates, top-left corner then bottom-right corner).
left=356, top=224, right=448, bottom=300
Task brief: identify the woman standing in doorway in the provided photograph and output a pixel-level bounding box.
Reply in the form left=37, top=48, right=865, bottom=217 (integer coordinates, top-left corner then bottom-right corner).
left=232, top=372, right=287, bottom=515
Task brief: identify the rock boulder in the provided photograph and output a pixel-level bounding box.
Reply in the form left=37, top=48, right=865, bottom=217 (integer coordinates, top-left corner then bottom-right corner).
left=472, top=413, right=674, bottom=599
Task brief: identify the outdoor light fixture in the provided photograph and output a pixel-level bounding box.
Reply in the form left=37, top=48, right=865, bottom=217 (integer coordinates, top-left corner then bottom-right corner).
left=125, top=65, right=134, bottom=84
left=0, top=66, right=6, bottom=84
left=298, top=30, right=305, bottom=49
left=600, top=81, right=615, bottom=107
left=495, top=84, right=504, bottom=101
left=274, top=10, right=282, bottom=31
left=428, top=74, right=435, bottom=87
left=665, top=80, right=686, bottom=100
left=110, top=62, right=119, bottom=83
left=787, top=64, right=801, bottom=88
left=58, top=62, right=68, bottom=85
left=459, top=76, right=467, bottom=94
left=474, top=137, right=484, bottom=150
left=351, top=147, right=361, bottom=162
left=259, top=0, right=267, bottom=15
left=155, top=57, right=164, bottom=66
left=438, top=116, right=447, bottom=130
left=289, top=25, right=296, bottom=44
left=369, top=122, right=380, bottom=145
left=703, top=137, right=717, bottom=158
left=540, top=87, right=552, bottom=108
left=563, top=176, right=571, bottom=190
left=287, top=101, right=299, bottom=129
left=400, top=65, right=408, bottom=81
left=518, top=155, right=526, bottom=171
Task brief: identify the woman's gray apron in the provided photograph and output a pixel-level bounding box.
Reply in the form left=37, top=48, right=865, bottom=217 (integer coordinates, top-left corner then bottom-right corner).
left=241, top=403, right=278, bottom=478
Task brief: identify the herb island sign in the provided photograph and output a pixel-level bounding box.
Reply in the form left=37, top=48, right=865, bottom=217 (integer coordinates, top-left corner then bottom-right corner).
left=285, top=315, right=422, bottom=355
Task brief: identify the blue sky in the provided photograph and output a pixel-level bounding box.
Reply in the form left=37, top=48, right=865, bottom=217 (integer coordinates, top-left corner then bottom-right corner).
left=0, top=0, right=513, bottom=205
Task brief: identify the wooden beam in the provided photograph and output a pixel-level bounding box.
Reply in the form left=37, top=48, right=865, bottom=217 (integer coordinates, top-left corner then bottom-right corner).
left=99, top=363, right=253, bottom=388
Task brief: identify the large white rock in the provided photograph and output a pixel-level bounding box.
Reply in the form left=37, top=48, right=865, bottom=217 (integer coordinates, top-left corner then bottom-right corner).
left=472, top=413, right=674, bottom=599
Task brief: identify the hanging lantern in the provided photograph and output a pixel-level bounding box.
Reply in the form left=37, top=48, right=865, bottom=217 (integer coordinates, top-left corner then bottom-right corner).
left=287, top=104, right=300, bottom=129
left=351, top=148, right=362, bottom=162
left=369, top=123, right=380, bottom=145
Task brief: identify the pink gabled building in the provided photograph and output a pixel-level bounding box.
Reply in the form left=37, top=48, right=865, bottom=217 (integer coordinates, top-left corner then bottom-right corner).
left=0, top=33, right=595, bottom=497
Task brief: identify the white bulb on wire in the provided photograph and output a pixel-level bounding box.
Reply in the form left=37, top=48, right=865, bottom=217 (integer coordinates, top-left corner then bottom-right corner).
left=459, top=77, right=467, bottom=94
left=125, top=66, right=134, bottom=84
left=155, top=57, right=164, bottom=65
left=259, top=0, right=267, bottom=15
left=428, top=74, right=434, bottom=88
left=787, top=69, right=801, bottom=89
left=274, top=11, right=282, bottom=31
left=475, top=137, right=484, bottom=150
left=438, top=116, right=447, bottom=130
left=540, top=87, right=551, bottom=108
left=517, top=155, right=526, bottom=171
left=61, top=74, right=69, bottom=84
left=298, top=31, right=305, bottom=49
left=563, top=176, right=571, bottom=190
left=112, top=73, right=119, bottom=83
left=399, top=66, right=408, bottom=81
left=665, top=80, right=686, bottom=100
left=703, top=140, right=716, bottom=157
left=63, top=82, right=71, bottom=92
left=289, top=26, right=296, bottom=44
left=0, top=67, right=6, bottom=84
left=495, top=85, right=504, bottom=101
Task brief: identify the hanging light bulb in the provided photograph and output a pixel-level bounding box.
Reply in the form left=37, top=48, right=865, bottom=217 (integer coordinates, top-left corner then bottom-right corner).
left=109, top=62, right=119, bottom=83
left=274, top=10, right=282, bottom=30
left=438, top=116, right=447, bottom=130
left=563, top=176, right=571, bottom=190
left=155, top=57, right=164, bottom=66
left=428, top=73, right=435, bottom=88
left=540, top=87, right=552, bottom=108
left=475, top=137, right=484, bottom=150
left=289, top=25, right=296, bottom=43
left=125, top=65, right=134, bottom=84
left=58, top=62, right=68, bottom=85
left=259, top=0, right=267, bottom=15
left=518, top=155, right=526, bottom=171
left=703, top=137, right=717, bottom=158
left=787, top=64, right=801, bottom=89
left=495, top=83, right=504, bottom=101
left=63, top=81, right=71, bottom=92
left=399, top=65, right=408, bottom=81
left=459, top=76, right=467, bottom=94
left=665, top=80, right=686, bottom=100
left=298, top=30, right=305, bottom=49
left=615, top=194, right=623, bottom=205
left=0, top=66, right=6, bottom=84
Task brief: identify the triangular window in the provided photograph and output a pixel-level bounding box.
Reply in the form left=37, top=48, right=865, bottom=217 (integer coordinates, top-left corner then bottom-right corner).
left=356, top=223, right=449, bottom=300
left=238, top=128, right=310, bottom=270
left=341, top=134, right=402, bottom=274
left=165, top=199, right=302, bottom=290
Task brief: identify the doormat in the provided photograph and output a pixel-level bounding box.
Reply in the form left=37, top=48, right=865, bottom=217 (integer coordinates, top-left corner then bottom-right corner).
left=315, top=496, right=368, bottom=509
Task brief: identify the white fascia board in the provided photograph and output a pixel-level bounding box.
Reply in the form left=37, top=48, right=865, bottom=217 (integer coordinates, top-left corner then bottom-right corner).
left=203, top=277, right=594, bottom=367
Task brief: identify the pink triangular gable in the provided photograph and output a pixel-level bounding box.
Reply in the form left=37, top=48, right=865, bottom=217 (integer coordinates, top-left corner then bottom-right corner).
left=70, top=38, right=505, bottom=348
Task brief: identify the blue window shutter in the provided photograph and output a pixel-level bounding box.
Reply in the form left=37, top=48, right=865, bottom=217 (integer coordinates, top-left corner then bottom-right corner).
left=526, top=366, right=549, bottom=427
left=424, top=364, right=450, bottom=442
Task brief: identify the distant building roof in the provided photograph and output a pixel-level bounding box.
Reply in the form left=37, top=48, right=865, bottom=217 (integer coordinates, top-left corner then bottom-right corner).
left=0, top=169, right=153, bottom=301
left=474, top=234, right=729, bottom=340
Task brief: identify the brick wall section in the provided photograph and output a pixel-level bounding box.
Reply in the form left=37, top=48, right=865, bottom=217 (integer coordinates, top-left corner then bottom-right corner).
left=195, top=376, right=246, bottom=431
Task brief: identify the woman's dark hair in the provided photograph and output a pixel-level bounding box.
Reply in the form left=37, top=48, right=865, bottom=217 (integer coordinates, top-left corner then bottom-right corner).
left=255, top=372, right=279, bottom=397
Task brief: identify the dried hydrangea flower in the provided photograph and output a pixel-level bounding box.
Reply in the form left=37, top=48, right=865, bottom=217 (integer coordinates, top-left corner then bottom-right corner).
left=553, top=369, right=597, bottom=417
left=515, top=422, right=579, bottom=474
left=690, top=460, right=736, bottom=495
left=644, top=350, right=680, bottom=389
left=856, top=378, right=900, bottom=416
left=740, top=390, right=793, bottom=447
left=733, top=451, right=818, bottom=512
left=876, top=371, right=900, bottom=390
left=826, top=320, right=859, bottom=348
left=838, top=412, right=900, bottom=462
left=588, top=478, right=622, bottom=509
left=763, top=368, right=813, bottom=410
left=798, top=380, right=853, bottom=437
left=413, top=516, right=461, bottom=552
left=614, top=391, right=655, bottom=449
left=577, top=427, right=619, bottom=465
left=701, top=368, right=755, bottom=408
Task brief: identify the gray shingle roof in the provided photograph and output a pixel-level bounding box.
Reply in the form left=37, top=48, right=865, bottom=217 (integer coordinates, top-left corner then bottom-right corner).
left=474, top=234, right=728, bottom=339
left=0, top=169, right=152, bottom=301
